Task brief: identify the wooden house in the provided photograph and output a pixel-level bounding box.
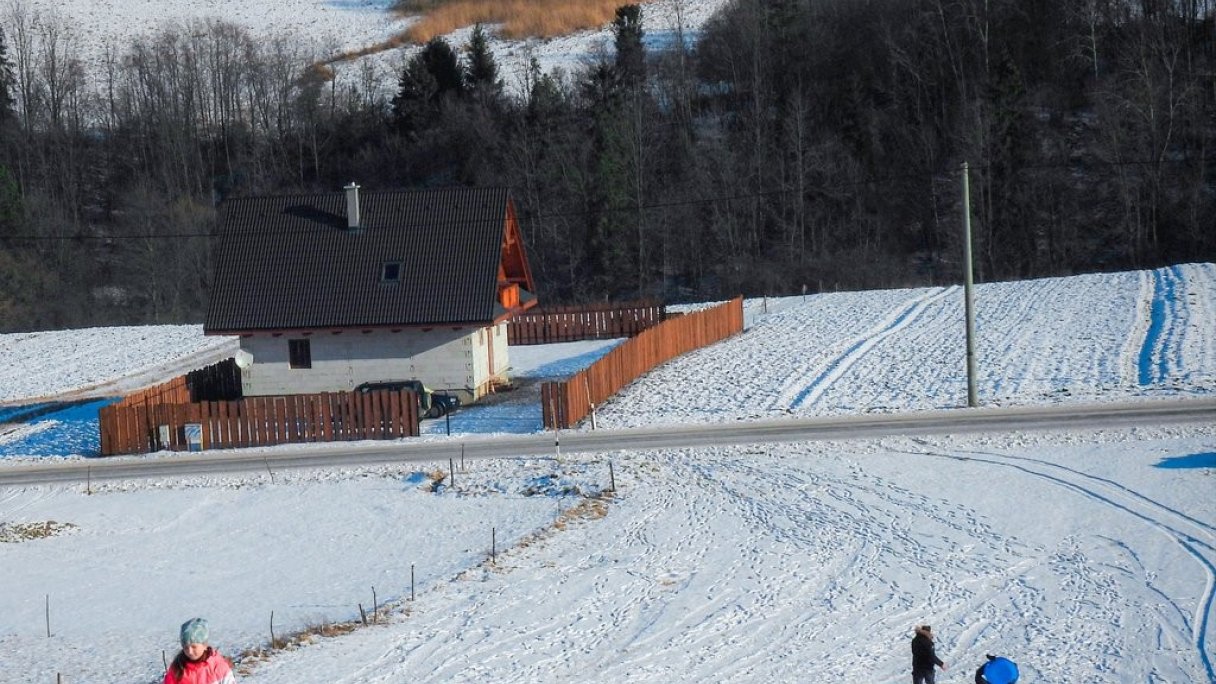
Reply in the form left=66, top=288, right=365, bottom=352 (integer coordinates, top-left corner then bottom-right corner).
left=204, top=184, right=537, bottom=402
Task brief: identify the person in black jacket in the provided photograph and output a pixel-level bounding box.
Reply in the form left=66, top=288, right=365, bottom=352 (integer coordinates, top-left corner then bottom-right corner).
left=911, top=625, right=947, bottom=684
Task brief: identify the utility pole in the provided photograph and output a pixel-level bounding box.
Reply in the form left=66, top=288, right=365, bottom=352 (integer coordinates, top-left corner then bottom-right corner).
left=961, top=162, right=978, bottom=407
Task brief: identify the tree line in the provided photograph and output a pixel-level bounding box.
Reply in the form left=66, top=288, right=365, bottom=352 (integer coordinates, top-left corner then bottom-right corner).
left=0, top=0, right=1212, bottom=331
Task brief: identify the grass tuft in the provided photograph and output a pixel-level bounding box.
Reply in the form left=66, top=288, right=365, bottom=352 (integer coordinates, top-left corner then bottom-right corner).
left=0, top=520, right=78, bottom=543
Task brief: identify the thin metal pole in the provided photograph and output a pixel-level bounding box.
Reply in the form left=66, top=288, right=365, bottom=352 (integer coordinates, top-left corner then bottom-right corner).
left=961, top=161, right=979, bottom=408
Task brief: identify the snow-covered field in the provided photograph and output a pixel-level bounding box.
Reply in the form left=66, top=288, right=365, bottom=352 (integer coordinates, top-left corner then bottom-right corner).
left=1, top=264, right=1214, bottom=683
left=10, top=0, right=731, bottom=95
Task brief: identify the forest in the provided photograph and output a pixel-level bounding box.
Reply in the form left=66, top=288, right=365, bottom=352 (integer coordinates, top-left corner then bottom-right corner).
left=0, top=0, right=1213, bottom=330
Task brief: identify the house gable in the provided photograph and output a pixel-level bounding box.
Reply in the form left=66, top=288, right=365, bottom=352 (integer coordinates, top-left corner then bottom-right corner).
left=495, top=199, right=538, bottom=320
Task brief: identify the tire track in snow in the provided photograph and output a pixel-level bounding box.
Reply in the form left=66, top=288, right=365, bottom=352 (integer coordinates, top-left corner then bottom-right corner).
left=1138, top=265, right=1186, bottom=388
left=905, top=439, right=1216, bottom=682
left=786, top=287, right=957, bottom=410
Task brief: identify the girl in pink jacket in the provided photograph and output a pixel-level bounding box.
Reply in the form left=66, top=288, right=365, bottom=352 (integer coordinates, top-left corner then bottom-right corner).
left=164, top=618, right=236, bottom=684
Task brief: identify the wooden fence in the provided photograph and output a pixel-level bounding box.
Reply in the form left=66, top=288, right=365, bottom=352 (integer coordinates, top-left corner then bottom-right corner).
left=99, top=390, right=419, bottom=456
left=114, top=375, right=190, bottom=408
left=540, top=297, right=744, bottom=429
left=507, top=300, right=666, bottom=345
left=187, top=358, right=242, bottom=401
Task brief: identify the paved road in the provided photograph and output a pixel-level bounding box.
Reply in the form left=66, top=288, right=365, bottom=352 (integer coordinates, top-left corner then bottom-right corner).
left=1, top=397, right=1212, bottom=486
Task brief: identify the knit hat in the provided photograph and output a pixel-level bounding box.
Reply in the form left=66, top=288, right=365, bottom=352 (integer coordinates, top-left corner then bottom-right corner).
left=180, top=618, right=209, bottom=647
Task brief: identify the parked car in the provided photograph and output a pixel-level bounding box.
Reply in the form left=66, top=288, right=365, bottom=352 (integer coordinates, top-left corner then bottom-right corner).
left=353, top=380, right=461, bottom=419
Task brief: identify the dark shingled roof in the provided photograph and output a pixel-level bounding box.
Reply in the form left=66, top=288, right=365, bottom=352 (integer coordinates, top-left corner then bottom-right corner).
left=205, top=186, right=525, bottom=333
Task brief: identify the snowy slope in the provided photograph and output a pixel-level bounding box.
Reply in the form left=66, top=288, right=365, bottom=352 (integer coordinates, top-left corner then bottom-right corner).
left=0, top=264, right=1214, bottom=684
left=604, top=264, right=1216, bottom=428
left=10, top=0, right=732, bottom=94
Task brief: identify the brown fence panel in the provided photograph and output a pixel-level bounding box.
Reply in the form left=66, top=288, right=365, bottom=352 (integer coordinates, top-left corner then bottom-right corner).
left=299, top=396, right=314, bottom=442
left=284, top=396, right=298, bottom=443
left=388, top=391, right=401, bottom=437
left=507, top=300, right=666, bottom=345
left=121, top=407, right=138, bottom=454
left=310, top=395, right=324, bottom=442
left=249, top=397, right=264, bottom=447
left=270, top=397, right=283, bottom=445
left=98, top=388, right=423, bottom=457
left=218, top=403, right=232, bottom=450
left=199, top=402, right=212, bottom=450
left=346, top=393, right=356, bottom=439
left=319, top=394, right=333, bottom=441
left=135, top=406, right=150, bottom=453
left=371, top=392, right=383, bottom=439
left=540, top=297, right=744, bottom=429
left=230, top=401, right=245, bottom=449
left=264, top=396, right=278, bottom=446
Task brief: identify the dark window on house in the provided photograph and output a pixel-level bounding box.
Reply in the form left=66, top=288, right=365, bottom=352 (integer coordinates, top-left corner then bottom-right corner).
left=288, top=339, right=311, bottom=369
left=381, top=261, right=402, bottom=283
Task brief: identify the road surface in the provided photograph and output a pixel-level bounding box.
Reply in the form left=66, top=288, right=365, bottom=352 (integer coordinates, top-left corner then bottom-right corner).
left=1, top=397, right=1212, bottom=486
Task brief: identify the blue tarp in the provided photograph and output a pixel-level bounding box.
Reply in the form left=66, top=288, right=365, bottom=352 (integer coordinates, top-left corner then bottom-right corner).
left=0, top=398, right=119, bottom=459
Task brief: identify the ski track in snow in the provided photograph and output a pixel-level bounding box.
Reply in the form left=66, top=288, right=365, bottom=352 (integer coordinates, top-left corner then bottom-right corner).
left=904, top=438, right=1216, bottom=683
left=594, top=264, right=1215, bottom=431
left=239, top=434, right=1216, bottom=682
left=243, top=445, right=1043, bottom=682
left=1136, top=263, right=1216, bottom=390
left=1140, top=265, right=1184, bottom=387
left=787, top=287, right=957, bottom=410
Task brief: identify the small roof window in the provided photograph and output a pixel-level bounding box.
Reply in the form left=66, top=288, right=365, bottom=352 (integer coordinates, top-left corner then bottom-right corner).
left=381, top=261, right=402, bottom=283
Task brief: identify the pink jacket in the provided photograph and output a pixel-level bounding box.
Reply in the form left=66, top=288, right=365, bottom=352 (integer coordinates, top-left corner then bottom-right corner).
left=163, top=648, right=236, bottom=684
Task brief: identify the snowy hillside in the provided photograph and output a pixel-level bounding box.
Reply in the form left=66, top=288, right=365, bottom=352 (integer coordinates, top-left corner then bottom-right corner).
left=609, top=264, right=1216, bottom=427
left=11, top=0, right=731, bottom=94
left=0, top=264, right=1214, bottom=683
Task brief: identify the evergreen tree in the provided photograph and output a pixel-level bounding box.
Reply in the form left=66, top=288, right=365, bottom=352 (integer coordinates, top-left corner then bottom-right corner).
left=391, top=57, right=439, bottom=138
left=421, top=37, right=465, bottom=99
left=391, top=37, right=465, bottom=138
left=465, top=24, right=502, bottom=103
left=525, top=58, right=565, bottom=126
left=612, top=5, right=645, bottom=90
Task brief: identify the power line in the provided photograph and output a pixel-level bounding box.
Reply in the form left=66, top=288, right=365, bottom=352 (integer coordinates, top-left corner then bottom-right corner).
left=0, top=155, right=1209, bottom=243
left=0, top=172, right=923, bottom=242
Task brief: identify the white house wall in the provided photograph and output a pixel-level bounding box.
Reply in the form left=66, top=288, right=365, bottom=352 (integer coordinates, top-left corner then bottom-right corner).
left=492, top=321, right=509, bottom=380
left=239, top=327, right=510, bottom=401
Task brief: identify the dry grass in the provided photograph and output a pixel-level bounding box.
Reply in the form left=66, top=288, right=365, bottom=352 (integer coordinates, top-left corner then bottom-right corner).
left=399, top=0, right=630, bottom=43
left=329, top=0, right=627, bottom=63
left=428, top=468, right=448, bottom=492
left=0, top=520, right=77, bottom=543
left=234, top=619, right=364, bottom=675
left=233, top=490, right=614, bottom=676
